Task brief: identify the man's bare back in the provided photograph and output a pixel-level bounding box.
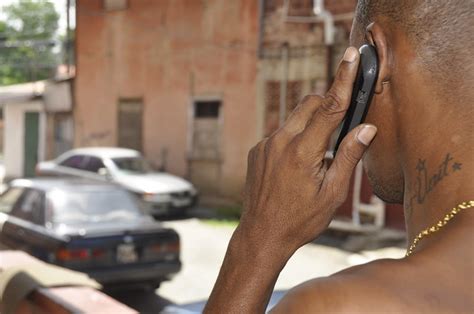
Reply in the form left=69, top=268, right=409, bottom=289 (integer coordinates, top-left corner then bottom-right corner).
left=275, top=215, right=474, bottom=313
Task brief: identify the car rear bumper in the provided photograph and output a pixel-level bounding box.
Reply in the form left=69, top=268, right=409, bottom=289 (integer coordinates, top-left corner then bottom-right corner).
left=85, top=260, right=181, bottom=285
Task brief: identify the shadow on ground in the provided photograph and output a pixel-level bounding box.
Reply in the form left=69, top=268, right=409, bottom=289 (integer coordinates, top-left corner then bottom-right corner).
left=314, top=228, right=407, bottom=253
left=106, top=288, right=173, bottom=313
left=155, top=206, right=219, bottom=222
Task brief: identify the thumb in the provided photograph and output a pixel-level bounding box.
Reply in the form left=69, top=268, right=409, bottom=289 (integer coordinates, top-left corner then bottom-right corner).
left=324, top=124, right=377, bottom=195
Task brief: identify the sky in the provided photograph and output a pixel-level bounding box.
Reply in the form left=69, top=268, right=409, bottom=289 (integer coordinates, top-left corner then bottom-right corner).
left=0, top=0, right=76, bottom=35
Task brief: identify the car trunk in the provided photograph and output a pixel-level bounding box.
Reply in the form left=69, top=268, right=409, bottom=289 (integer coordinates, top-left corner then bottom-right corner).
left=52, top=221, right=180, bottom=271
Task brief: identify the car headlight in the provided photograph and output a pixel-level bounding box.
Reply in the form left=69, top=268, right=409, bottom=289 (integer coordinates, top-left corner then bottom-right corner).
left=142, top=193, right=171, bottom=203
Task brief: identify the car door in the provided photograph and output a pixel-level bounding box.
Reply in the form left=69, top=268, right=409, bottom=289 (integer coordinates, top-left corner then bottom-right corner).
left=2, top=189, right=60, bottom=258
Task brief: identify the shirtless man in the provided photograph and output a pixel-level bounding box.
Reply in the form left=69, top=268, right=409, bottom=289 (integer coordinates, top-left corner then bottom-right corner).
left=204, top=0, right=474, bottom=313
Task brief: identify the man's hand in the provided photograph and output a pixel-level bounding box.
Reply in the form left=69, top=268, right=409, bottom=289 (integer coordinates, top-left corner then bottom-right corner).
left=205, top=46, right=377, bottom=314
left=239, top=46, right=376, bottom=257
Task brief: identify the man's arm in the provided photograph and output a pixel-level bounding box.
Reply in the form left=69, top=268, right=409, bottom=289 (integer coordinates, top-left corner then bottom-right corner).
left=204, top=46, right=379, bottom=313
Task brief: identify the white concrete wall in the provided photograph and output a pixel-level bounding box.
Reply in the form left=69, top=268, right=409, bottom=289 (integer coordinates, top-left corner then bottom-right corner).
left=4, top=100, right=45, bottom=179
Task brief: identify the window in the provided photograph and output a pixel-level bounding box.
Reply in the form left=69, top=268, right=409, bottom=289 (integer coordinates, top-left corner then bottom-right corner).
left=191, top=100, right=222, bottom=160
left=50, top=189, right=141, bottom=224
left=0, top=187, right=24, bottom=214
left=60, top=155, right=86, bottom=170
left=82, top=156, right=106, bottom=173
left=112, top=157, right=151, bottom=174
left=118, top=99, right=143, bottom=152
left=11, top=189, right=45, bottom=225
left=194, top=101, right=221, bottom=118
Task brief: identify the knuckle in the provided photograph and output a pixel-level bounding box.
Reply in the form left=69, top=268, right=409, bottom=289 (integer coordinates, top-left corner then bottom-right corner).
left=249, top=138, right=268, bottom=158
left=300, top=94, right=322, bottom=106
left=320, top=92, right=346, bottom=116
left=247, top=144, right=259, bottom=164
left=264, top=130, right=290, bottom=156
left=248, top=145, right=257, bottom=158
left=264, top=135, right=278, bottom=155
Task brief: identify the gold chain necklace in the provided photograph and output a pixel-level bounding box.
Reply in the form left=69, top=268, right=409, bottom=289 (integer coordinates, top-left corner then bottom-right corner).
left=406, top=200, right=474, bottom=257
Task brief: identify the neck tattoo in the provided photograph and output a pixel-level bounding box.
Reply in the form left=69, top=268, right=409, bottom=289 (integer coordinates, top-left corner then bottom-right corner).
left=406, top=153, right=463, bottom=217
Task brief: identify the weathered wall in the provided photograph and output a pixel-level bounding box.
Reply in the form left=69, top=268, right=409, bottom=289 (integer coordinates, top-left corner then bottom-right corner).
left=75, top=0, right=259, bottom=199
left=3, top=101, right=45, bottom=179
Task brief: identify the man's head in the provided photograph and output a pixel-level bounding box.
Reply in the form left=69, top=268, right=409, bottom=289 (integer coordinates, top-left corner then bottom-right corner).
left=349, top=0, right=474, bottom=204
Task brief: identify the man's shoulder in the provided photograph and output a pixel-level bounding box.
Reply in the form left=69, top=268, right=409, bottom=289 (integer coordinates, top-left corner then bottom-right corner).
left=271, top=258, right=410, bottom=313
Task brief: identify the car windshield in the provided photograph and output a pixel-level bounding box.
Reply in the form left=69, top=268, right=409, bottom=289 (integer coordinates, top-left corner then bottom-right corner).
left=49, top=188, right=142, bottom=224
left=112, top=157, right=152, bottom=174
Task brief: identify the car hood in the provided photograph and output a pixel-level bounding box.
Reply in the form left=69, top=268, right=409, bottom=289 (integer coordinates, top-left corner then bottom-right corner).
left=114, top=172, right=193, bottom=194
left=54, top=216, right=162, bottom=237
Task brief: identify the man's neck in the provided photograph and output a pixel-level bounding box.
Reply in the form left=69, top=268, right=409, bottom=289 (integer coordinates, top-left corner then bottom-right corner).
left=402, top=147, right=474, bottom=247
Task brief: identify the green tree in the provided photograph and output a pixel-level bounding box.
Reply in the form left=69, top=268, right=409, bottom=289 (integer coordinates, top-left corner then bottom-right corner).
left=0, top=0, right=60, bottom=85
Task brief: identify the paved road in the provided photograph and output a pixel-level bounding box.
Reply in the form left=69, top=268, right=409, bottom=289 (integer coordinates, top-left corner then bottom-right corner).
left=113, top=217, right=405, bottom=313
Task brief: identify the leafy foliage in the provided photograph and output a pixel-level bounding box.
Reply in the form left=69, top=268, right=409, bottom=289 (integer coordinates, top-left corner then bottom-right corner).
left=0, top=0, right=60, bottom=85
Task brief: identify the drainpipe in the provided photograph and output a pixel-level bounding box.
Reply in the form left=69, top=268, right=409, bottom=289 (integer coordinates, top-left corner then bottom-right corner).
left=66, top=0, right=71, bottom=75
left=312, top=0, right=335, bottom=89
left=279, top=43, right=289, bottom=127
left=257, top=0, right=265, bottom=59
left=284, top=0, right=338, bottom=90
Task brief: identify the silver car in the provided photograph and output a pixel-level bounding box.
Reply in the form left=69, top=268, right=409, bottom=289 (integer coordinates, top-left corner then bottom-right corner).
left=36, top=147, right=198, bottom=216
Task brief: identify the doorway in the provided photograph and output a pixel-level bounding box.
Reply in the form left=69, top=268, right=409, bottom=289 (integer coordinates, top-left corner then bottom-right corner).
left=189, top=100, right=222, bottom=195
left=117, top=99, right=143, bottom=152
left=23, top=112, right=39, bottom=177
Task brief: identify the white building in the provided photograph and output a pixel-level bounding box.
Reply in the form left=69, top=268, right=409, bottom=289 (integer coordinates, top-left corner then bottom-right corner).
left=0, top=79, right=73, bottom=180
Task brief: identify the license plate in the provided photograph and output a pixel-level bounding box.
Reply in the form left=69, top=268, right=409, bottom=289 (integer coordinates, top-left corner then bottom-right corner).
left=117, top=244, right=138, bottom=264
left=172, top=198, right=191, bottom=207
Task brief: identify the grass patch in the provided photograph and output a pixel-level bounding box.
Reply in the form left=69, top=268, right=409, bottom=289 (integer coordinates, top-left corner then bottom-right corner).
left=199, top=205, right=241, bottom=227
left=215, top=205, right=242, bottom=220
left=202, top=219, right=239, bottom=228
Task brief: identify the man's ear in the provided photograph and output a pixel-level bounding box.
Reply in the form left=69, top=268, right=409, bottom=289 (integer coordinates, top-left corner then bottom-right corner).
left=366, top=22, right=391, bottom=94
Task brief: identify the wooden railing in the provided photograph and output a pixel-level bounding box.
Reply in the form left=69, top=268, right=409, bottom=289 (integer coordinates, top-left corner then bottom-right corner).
left=0, top=250, right=137, bottom=314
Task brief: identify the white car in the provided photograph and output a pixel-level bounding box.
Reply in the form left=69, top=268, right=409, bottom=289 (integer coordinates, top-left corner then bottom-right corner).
left=36, top=147, right=198, bottom=216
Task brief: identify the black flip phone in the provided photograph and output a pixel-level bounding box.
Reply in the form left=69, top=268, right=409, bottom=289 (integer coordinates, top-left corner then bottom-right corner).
left=333, top=44, right=379, bottom=157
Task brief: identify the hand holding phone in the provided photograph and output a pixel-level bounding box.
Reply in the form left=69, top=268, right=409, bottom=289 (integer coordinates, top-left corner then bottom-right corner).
left=333, top=44, right=379, bottom=157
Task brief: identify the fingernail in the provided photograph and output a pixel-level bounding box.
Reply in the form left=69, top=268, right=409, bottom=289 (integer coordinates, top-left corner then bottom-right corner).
left=343, top=47, right=357, bottom=63
left=356, top=125, right=377, bottom=146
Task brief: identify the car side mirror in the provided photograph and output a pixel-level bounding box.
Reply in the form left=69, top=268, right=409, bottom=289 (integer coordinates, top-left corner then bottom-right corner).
left=98, top=167, right=112, bottom=180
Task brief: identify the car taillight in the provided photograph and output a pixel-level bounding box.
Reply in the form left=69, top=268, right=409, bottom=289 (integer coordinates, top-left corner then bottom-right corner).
left=149, top=241, right=179, bottom=253
left=56, top=248, right=91, bottom=261
left=91, top=248, right=106, bottom=258
left=167, top=241, right=180, bottom=252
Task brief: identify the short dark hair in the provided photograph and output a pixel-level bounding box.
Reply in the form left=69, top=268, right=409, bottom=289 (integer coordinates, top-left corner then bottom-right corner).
left=355, top=0, right=474, bottom=97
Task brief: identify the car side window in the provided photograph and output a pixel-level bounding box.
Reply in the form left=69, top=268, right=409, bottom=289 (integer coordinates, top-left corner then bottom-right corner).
left=0, top=187, right=24, bottom=214
left=82, top=156, right=106, bottom=173
left=60, top=155, right=86, bottom=170
left=11, top=189, right=46, bottom=225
